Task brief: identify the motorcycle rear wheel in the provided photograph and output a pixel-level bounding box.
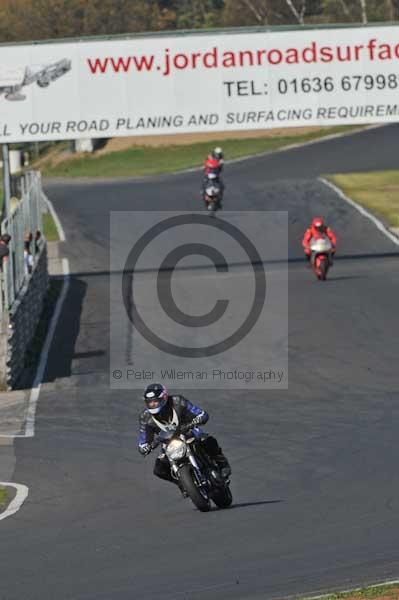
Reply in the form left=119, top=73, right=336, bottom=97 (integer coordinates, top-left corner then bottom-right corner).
left=179, top=464, right=211, bottom=512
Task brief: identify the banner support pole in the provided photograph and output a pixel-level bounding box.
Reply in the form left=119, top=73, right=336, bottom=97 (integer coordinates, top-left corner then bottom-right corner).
left=2, top=144, right=11, bottom=221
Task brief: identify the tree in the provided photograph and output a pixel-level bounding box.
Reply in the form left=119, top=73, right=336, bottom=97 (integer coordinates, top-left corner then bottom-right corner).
left=222, top=0, right=323, bottom=26
left=320, top=0, right=392, bottom=23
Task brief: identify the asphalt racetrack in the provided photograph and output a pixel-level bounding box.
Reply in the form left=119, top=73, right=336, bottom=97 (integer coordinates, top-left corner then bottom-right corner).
left=1, top=124, right=399, bottom=600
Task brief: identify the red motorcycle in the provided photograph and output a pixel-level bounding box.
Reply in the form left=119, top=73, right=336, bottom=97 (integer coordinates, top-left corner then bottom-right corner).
left=309, top=236, right=334, bottom=280
left=202, top=173, right=223, bottom=217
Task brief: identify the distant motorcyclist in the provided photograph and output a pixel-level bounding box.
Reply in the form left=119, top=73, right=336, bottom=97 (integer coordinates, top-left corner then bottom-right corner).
left=202, top=147, right=224, bottom=204
left=302, top=217, right=337, bottom=262
left=204, top=146, right=224, bottom=177
left=138, top=384, right=231, bottom=488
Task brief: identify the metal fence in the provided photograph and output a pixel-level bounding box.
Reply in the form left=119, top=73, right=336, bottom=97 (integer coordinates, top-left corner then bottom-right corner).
left=1, top=171, right=45, bottom=313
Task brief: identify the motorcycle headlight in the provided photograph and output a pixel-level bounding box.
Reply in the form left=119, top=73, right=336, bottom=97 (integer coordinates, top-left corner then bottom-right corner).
left=166, top=439, right=186, bottom=461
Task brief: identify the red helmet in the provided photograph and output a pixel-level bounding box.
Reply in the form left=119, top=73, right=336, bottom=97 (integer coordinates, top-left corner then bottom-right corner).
left=312, top=217, right=325, bottom=232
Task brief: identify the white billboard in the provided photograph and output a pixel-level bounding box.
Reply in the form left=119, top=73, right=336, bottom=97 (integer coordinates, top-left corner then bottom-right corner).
left=2, top=25, right=399, bottom=142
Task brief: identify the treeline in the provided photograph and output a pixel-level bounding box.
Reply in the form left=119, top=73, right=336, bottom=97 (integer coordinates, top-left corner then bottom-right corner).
left=1, top=0, right=399, bottom=43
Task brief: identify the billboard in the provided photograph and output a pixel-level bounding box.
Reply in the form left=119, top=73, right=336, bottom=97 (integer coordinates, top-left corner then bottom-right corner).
left=2, top=25, right=399, bottom=142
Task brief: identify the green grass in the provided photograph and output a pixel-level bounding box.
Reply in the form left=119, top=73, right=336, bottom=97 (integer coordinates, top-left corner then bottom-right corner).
left=0, top=486, right=8, bottom=510
left=302, top=583, right=399, bottom=599
left=43, top=212, right=59, bottom=242
left=329, top=170, right=399, bottom=228
left=44, top=126, right=362, bottom=179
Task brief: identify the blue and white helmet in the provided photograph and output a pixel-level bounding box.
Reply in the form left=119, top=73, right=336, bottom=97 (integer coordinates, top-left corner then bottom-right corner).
left=144, top=383, right=168, bottom=414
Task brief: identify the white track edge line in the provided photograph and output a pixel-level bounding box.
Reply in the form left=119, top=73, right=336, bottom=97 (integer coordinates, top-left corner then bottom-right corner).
left=24, top=195, right=69, bottom=437
left=227, top=123, right=385, bottom=168
left=44, top=193, right=66, bottom=241
left=162, top=124, right=385, bottom=177
left=320, top=177, right=399, bottom=247
left=0, top=197, right=69, bottom=439
left=24, top=257, right=70, bottom=437
left=45, top=123, right=385, bottom=184
left=303, top=578, right=399, bottom=600
left=0, top=482, right=29, bottom=521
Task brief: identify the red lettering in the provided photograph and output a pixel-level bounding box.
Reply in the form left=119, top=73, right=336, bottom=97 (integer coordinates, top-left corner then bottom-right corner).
left=110, top=57, right=133, bottom=73
left=302, top=42, right=317, bottom=63
left=320, top=47, right=333, bottom=63
left=337, top=46, right=352, bottom=62
left=268, top=49, right=283, bottom=65
left=173, top=53, right=189, bottom=69
left=87, top=58, right=109, bottom=74
left=131, top=55, right=155, bottom=72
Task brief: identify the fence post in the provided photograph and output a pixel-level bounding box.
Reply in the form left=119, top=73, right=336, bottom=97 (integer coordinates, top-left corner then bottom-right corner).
left=2, top=145, right=11, bottom=220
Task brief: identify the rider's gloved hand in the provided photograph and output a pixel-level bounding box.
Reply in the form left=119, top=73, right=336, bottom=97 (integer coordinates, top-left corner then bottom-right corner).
left=179, top=423, right=192, bottom=434
left=138, top=443, right=152, bottom=456
left=180, top=415, right=204, bottom=434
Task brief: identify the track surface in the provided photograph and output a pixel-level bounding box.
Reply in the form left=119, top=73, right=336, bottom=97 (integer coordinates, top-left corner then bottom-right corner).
left=1, top=124, right=399, bottom=600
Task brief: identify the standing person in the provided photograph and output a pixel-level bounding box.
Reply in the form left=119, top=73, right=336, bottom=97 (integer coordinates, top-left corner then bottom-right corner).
left=0, top=234, right=11, bottom=271
left=34, top=230, right=42, bottom=254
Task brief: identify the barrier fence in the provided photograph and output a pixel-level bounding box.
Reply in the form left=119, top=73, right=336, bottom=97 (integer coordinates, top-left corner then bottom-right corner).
left=1, top=171, right=45, bottom=314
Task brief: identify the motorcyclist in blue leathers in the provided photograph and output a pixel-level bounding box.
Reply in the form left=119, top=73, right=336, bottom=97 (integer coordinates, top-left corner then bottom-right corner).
left=138, top=383, right=231, bottom=485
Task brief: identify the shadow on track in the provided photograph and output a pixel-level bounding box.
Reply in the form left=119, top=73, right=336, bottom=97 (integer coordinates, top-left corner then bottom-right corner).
left=62, top=250, right=399, bottom=280
left=208, top=499, right=282, bottom=512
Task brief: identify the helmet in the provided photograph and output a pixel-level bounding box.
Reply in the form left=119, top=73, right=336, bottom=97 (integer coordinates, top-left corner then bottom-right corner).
left=144, top=383, right=168, bottom=414
left=212, top=146, right=223, bottom=160
left=312, top=217, right=325, bottom=232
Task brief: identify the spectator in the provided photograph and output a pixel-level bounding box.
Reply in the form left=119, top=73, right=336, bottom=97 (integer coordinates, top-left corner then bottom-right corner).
left=0, top=234, right=11, bottom=271
left=34, top=230, right=42, bottom=254
left=24, top=245, right=34, bottom=275
left=24, top=232, right=33, bottom=275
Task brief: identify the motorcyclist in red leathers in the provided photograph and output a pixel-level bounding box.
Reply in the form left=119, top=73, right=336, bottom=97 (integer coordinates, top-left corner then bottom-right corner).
left=204, top=147, right=224, bottom=177
left=302, top=217, right=337, bottom=262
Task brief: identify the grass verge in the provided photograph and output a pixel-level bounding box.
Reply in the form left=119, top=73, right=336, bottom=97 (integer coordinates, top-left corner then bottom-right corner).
left=0, top=486, right=8, bottom=510
left=303, top=583, right=399, bottom=599
left=44, top=126, right=362, bottom=179
left=43, top=212, right=59, bottom=242
left=329, top=171, right=399, bottom=228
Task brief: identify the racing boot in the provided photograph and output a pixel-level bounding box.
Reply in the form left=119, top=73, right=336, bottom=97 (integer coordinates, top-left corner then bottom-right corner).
left=214, top=453, right=231, bottom=480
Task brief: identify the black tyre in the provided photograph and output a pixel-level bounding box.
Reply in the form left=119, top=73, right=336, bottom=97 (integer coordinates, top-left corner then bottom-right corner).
left=211, top=485, right=233, bottom=509
left=207, top=202, right=216, bottom=217
left=319, top=258, right=328, bottom=281
left=179, top=464, right=210, bottom=512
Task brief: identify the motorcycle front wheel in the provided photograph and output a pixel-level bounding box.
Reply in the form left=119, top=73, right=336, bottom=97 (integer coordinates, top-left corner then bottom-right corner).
left=211, top=485, right=233, bottom=509
left=179, top=464, right=211, bottom=512
left=319, top=257, right=328, bottom=280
